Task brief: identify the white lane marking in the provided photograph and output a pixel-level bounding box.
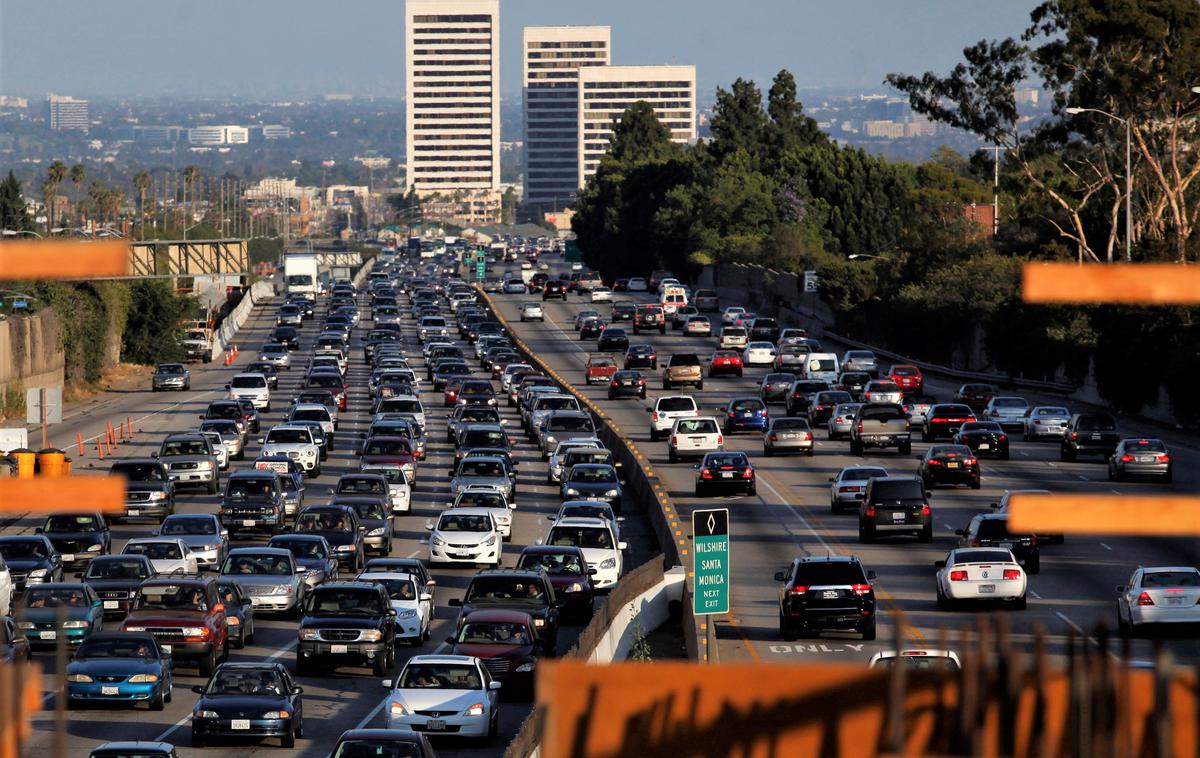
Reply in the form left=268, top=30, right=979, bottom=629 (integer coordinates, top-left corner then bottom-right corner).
left=354, top=696, right=389, bottom=730
left=1077, top=475, right=1089, bottom=481
left=755, top=476, right=832, bottom=554
left=1055, top=611, right=1084, bottom=635
left=1110, top=489, right=1121, bottom=495
left=406, top=549, right=422, bottom=558
left=153, top=640, right=298, bottom=743
left=1029, top=590, right=1041, bottom=599
left=1099, top=542, right=1112, bottom=551
left=943, top=523, right=954, bottom=531
left=1020, top=451, right=1030, bottom=457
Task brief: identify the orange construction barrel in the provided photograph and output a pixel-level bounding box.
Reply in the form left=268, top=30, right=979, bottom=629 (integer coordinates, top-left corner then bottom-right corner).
left=37, top=448, right=66, bottom=477
left=10, top=448, right=36, bottom=479
left=62, top=459, right=72, bottom=475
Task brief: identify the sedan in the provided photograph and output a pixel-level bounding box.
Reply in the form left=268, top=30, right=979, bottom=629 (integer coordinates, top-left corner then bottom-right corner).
left=18, top=583, right=104, bottom=646
left=763, top=417, right=814, bottom=457
left=1023, top=405, right=1071, bottom=441
left=596, top=327, right=629, bottom=353
left=954, top=383, right=996, bottom=413
left=219, top=548, right=306, bottom=615
left=519, top=303, right=544, bottom=322
left=919, top=445, right=980, bottom=489
left=922, top=404, right=977, bottom=441
left=828, top=466, right=889, bottom=513
left=721, top=397, right=769, bottom=434
left=623, top=344, right=657, bottom=370
left=695, top=451, right=756, bottom=497
left=121, top=539, right=197, bottom=576
left=560, top=464, right=624, bottom=511
left=190, top=662, right=304, bottom=748
left=383, top=655, right=501, bottom=737
left=684, top=315, right=712, bottom=336
left=1116, top=566, right=1200, bottom=636
left=742, top=342, right=777, bottom=367
left=708, top=350, right=744, bottom=378
left=65, top=632, right=173, bottom=710
left=156, top=514, right=228, bottom=569
left=267, top=534, right=339, bottom=592
left=759, top=373, right=797, bottom=404
left=590, top=286, right=613, bottom=303
left=151, top=363, right=190, bottom=392
left=953, top=421, right=1009, bottom=459
left=935, top=548, right=1027, bottom=610
left=1108, top=438, right=1172, bottom=482
left=720, top=307, right=745, bottom=326
left=607, top=370, right=647, bottom=400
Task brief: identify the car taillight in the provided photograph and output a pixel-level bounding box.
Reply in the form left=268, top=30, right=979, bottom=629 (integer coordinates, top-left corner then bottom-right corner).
left=728, top=412, right=736, bottom=418
left=851, top=583, right=871, bottom=596
left=835, top=416, right=844, bottom=423
left=700, top=468, right=713, bottom=479
left=1029, top=535, right=1038, bottom=546
left=803, top=432, right=812, bottom=441
left=1137, top=591, right=1154, bottom=606
left=610, top=380, right=619, bottom=386
left=716, top=435, right=724, bottom=445
left=949, top=570, right=968, bottom=581
left=998, top=434, right=1007, bottom=440
left=921, top=504, right=931, bottom=516
left=856, top=422, right=863, bottom=433
left=742, top=467, right=754, bottom=479
left=651, top=411, right=660, bottom=421
left=1071, top=432, right=1079, bottom=440
left=865, top=506, right=876, bottom=517
left=963, top=458, right=977, bottom=466
left=789, top=585, right=809, bottom=596
left=670, top=435, right=678, bottom=446
left=1157, top=454, right=1170, bottom=462
left=1002, top=569, right=1021, bottom=580
left=1119, top=454, right=1134, bottom=462
left=769, top=433, right=778, bottom=441
left=971, top=539, right=981, bottom=547
left=928, top=459, right=942, bottom=466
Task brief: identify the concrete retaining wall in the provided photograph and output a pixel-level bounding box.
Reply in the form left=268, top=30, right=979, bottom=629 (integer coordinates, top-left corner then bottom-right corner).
left=0, top=310, right=65, bottom=411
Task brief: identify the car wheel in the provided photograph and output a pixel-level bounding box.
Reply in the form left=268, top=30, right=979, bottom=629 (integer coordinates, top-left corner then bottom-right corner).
left=232, top=625, right=245, bottom=649
left=149, top=684, right=165, bottom=711
left=970, top=479, right=981, bottom=490
left=921, top=430, right=931, bottom=442
left=245, top=617, right=255, bottom=645
left=830, top=500, right=840, bottom=514
left=763, top=447, right=772, bottom=457
left=1061, top=446, right=1075, bottom=462
left=748, top=484, right=757, bottom=496
left=859, top=524, right=873, bottom=544
left=192, top=730, right=205, bottom=748
left=850, top=441, right=863, bottom=456
left=1013, top=595, right=1028, bottom=611
left=806, top=449, right=814, bottom=458
left=779, top=612, right=796, bottom=641
left=860, top=616, right=877, bottom=641
left=936, top=587, right=950, bottom=611
left=920, top=526, right=933, bottom=543
left=281, top=723, right=297, bottom=749
left=1026, top=557, right=1040, bottom=575
left=668, top=450, right=678, bottom=464
left=199, top=648, right=217, bottom=677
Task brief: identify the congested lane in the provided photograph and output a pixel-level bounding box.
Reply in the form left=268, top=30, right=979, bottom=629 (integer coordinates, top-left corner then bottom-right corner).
left=489, top=265, right=1200, bottom=666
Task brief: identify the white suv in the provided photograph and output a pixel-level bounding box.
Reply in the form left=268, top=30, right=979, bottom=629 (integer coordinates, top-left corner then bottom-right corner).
left=258, top=424, right=321, bottom=477
left=648, top=395, right=700, bottom=441
left=227, top=373, right=271, bottom=411
left=544, top=516, right=627, bottom=589
left=667, top=417, right=724, bottom=463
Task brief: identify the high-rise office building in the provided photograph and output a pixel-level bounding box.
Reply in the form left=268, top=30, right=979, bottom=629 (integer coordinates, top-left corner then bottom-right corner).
left=404, top=0, right=500, bottom=196
left=522, top=26, right=610, bottom=210
left=46, top=94, right=89, bottom=133
left=577, top=65, right=696, bottom=188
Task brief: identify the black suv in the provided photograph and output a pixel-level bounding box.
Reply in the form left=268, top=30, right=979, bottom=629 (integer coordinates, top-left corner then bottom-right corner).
left=449, top=569, right=560, bottom=655
left=858, top=476, right=932, bottom=543
left=219, top=471, right=286, bottom=537
left=957, top=513, right=1040, bottom=574
left=542, top=280, right=567, bottom=301
left=110, top=458, right=175, bottom=522
left=270, top=325, right=300, bottom=351
left=748, top=317, right=780, bottom=344
left=775, top=556, right=877, bottom=641
left=36, top=512, right=110, bottom=571
left=296, top=581, right=396, bottom=676
left=293, top=506, right=365, bottom=571
left=1061, top=412, right=1120, bottom=461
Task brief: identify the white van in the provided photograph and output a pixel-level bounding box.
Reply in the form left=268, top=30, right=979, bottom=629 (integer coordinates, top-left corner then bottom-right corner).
left=801, top=353, right=840, bottom=384
left=660, top=291, right=688, bottom=316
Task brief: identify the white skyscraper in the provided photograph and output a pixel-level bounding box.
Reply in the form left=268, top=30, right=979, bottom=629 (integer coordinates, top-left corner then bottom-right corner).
left=404, top=0, right=501, bottom=196
left=577, top=65, right=696, bottom=188
left=522, top=26, right=611, bottom=209
left=46, top=94, right=89, bottom=133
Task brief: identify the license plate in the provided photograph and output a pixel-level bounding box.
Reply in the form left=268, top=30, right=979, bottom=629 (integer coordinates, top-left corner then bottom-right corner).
left=231, top=719, right=251, bottom=731
left=40, top=631, right=56, bottom=640
left=1091, top=434, right=1101, bottom=440
left=892, top=512, right=905, bottom=521
left=331, top=644, right=348, bottom=654
left=947, top=462, right=960, bottom=469
left=978, top=443, right=990, bottom=450
left=721, top=472, right=734, bottom=478
left=1166, top=597, right=1185, bottom=606
left=822, top=590, right=838, bottom=599
left=61, top=554, right=74, bottom=562
left=250, top=597, right=266, bottom=605
left=103, top=600, right=119, bottom=609
left=742, top=412, right=753, bottom=417
left=160, top=644, right=171, bottom=654
left=783, top=433, right=798, bottom=439
left=242, top=519, right=256, bottom=526
left=127, top=510, right=141, bottom=516
left=426, top=719, right=446, bottom=732
left=101, top=686, right=119, bottom=695
left=978, top=585, right=996, bottom=594
left=1137, top=456, right=1154, bottom=463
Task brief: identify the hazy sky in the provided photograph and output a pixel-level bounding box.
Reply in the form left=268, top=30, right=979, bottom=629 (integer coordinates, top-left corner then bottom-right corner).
left=0, top=0, right=1034, bottom=99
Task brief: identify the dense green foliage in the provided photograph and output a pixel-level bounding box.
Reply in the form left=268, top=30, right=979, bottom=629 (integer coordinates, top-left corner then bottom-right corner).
left=0, top=170, right=33, bottom=231
left=122, top=280, right=193, bottom=365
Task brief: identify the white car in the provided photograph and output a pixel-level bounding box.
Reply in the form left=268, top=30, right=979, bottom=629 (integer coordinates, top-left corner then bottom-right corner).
left=360, top=464, right=413, bottom=514
left=289, top=403, right=336, bottom=445
left=1023, top=405, right=1071, bottom=440
left=258, top=424, right=321, bottom=477
left=867, top=649, right=961, bottom=670
left=503, top=280, right=526, bottom=294
left=425, top=508, right=502, bottom=567
left=384, top=655, right=501, bottom=737
left=227, top=372, right=271, bottom=411
left=543, top=517, right=627, bottom=589
left=828, top=465, right=889, bottom=513
left=667, top=417, right=724, bottom=463
left=721, top=307, right=746, bottom=326
left=742, top=342, right=777, bottom=366
left=449, top=487, right=513, bottom=539
left=0, top=558, right=12, bottom=616
left=684, top=316, right=712, bottom=336
left=1116, top=566, right=1200, bottom=636
left=648, top=395, right=699, bottom=441
left=380, top=395, right=425, bottom=430
left=862, top=380, right=903, bottom=405
left=197, top=429, right=232, bottom=470
left=934, top=548, right=1027, bottom=610
left=627, top=277, right=648, bottom=292
left=719, top=327, right=749, bottom=349
left=519, top=303, right=544, bottom=322
left=358, top=571, right=433, bottom=644
left=121, top=538, right=198, bottom=576
left=590, top=287, right=613, bottom=303
left=983, top=396, right=1029, bottom=431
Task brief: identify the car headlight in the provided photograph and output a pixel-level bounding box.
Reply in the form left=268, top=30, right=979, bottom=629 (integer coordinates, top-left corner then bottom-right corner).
left=128, top=674, right=159, bottom=683
left=262, top=711, right=290, bottom=720
left=599, top=557, right=616, bottom=570
left=123, top=625, right=145, bottom=632
left=17, top=622, right=34, bottom=630
left=545, top=436, right=557, bottom=445
left=28, top=569, right=48, bottom=578
left=431, top=535, right=446, bottom=546
left=497, top=516, right=511, bottom=526
left=483, top=535, right=497, bottom=547
left=605, top=489, right=619, bottom=498
left=194, top=710, right=219, bottom=719
left=388, top=700, right=408, bottom=717
left=565, top=488, right=580, bottom=497
left=226, top=616, right=240, bottom=625
left=66, top=674, right=93, bottom=682
left=533, top=618, right=545, bottom=627
left=197, top=461, right=213, bottom=470
left=397, top=609, right=417, bottom=619
left=464, top=702, right=485, bottom=717
left=147, top=492, right=167, bottom=501
left=299, top=629, right=321, bottom=641
left=367, top=528, right=385, bottom=537
left=274, top=584, right=295, bottom=595
left=181, top=627, right=205, bottom=637
left=359, top=630, right=383, bottom=642
left=515, top=661, right=536, bottom=673
left=86, top=543, right=103, bottom=552
left=566, top=582, right=583, bottom=593
left=336, top=544, right=356, bottom=552
left=63, top=620, right=90, bottom=629
left=201, top=543, right=222, bottom=552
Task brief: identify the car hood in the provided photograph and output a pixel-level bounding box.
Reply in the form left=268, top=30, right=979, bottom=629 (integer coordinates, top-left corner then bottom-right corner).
left=394, top=688, right=482, bottom=713
left=20, top=606, right=93, bottom=623
left=84, top=578, right=145, bottom=593
left=300, top=615, right=383, bottom=630
left=196, top=694, right=291, bottom=715
left=170, top=534, right=221, bottom=549
left=461, top=599, right=550, bottom=619
left=223, top=574, right=297, bottom=588
left=3, top=558, right=51, bottom=572
left=68, top=657, right=162, bottom=677
left=123, top=610, right=210, bottom=626
left=310, top=530, right=356, bottom=547
left=261, top=443, right=315, bottom=453
left=295, top=557, right=332, bottom=572
left=434, top=530, right=492, bottom=546
left=146, top=558, right=191, bottom=574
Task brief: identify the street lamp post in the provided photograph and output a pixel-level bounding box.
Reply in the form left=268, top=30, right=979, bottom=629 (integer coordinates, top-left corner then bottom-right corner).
left=1065, top=106, right=1132, bottom=263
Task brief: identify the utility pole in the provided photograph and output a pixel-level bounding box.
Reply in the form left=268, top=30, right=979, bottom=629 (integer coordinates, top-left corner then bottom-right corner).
left=981, top=145, right=1003, bottom=238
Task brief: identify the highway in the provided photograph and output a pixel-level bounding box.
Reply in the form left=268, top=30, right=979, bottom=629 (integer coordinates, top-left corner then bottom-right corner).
left=12, top=275, right=657, bottom=757
left=485, top=270, right=1200, bottom=666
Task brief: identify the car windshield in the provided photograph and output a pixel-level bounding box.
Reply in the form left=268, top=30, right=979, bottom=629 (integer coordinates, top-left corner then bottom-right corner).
left=364, top=439, right=411, bottom=456
left=44, top=515, right=102, bottom=532
left=262, top=345, right=287, bottom=355
left=74, top=637, right=156, bottom=659
left=438, top=514, right=490, bottom=532
left=368, top=577, right=417, bottom=601
left=295, top=512, right=353, bottom=533
left=159, top=519, right=215, bottom=538
left=457, top=621, right=532, bottom=645
left=222, top=554, right=291, bottom=576
left=731, top=400, right=764, bottom=411
left=337, top=478, right=386, bottom=495
left=570, top=466, right=616, bottom=483
left=226, top=478, right=277, bottom=499
left=0, top=540, right=46, bottom=559
left=548, top=526, right=614, bottom=550
left=520, top=551, right=585, bottom=575
left=230, top=376, right=265, bottom=389
left=1141, top=571, right=1200, bottom=587
left=466, top=576, right=545, bottom=602
left=870, top=480, right=924, bottom=499
left=399, top=664, right=481, bottom=690
left=310, top=588, right=383, bottom=615
left=206, top=668, right=286, bottom=696
left=538, top=398, right=578, bottom=411
left=463, top=430, right=505, bottom=446
left=23, top=588, right=87, bottom=608
left=808, top=359, right=837, bottom=372
left=457, top=492, right=505, bottom=509
left=110, top=462, right=164, bottom=481
left=343, top=500, right=387, bottom=520
left=308, top=375, right=342, bottom=389
left=160, top=440, right=208, bottom=456
left=549, top=416, right=593, bottom=432
left=156, top=364, right=185, bottom=374
left=954, top=550, right=1013, bottom=564
left=272, top=539, right=327, bottom=559
left=124, top=542, right=181, bottom=560
left=1078, top=415, right=1117, bottom=431
left=459, top=460, right=505, bottom=478
left=135, top=585, right=206, bottom=611
left=842, top=468, right=888, bottom=481
left=85, top=559, right=150, bottom=580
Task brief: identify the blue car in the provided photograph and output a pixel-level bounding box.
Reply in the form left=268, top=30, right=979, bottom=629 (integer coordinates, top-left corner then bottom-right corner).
left=722, top=397, right=770, bottom=434
left=17, top=583, right=104, bottom=646
left=66, top=632, right=173, bottom=710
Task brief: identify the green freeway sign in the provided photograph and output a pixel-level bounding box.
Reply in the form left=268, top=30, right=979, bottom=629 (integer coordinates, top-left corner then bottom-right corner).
left=692, top=508, right=729, bottom=615
left=476, top=260, right=486, bottom=279
left=564, top=239, right=582, bottom=262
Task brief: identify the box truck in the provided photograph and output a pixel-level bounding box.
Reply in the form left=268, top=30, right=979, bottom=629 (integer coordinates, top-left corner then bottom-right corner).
left=284, top=252, right=320, bottom=296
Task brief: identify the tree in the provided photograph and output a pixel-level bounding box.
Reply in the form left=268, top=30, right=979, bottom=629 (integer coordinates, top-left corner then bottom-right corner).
left=122, top=280, right=191, bottom=364
left=45, top=160, right=67, bottom=233
left=69, top=163, right=86, bottom=226
left=766, top=70, right=826, bottom=156
left=707, top=78, right=770, bottom=164
left=0, top=171, right=33, bottom=231
left=132, top=171, right=151, bottom=240
left=182, top=165, right=200, bottom=224
left=500, top=187, right=518, bottom=225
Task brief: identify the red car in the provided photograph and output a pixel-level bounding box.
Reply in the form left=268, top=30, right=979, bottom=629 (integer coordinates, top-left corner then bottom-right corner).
left=305, top=372, right=348, bottom=410
left=358, top=435, right=417, bottom=483
left=585, top=354, right=619, bottom=384
left=890, top=364, right=924, bottom=394
left=121, top=576, right=229, bottom=676
left=444, top=609, right=539, bottom=694
left=708, top=350, right=744, bottom=377
left=443, top=377, right=466, bottom=407
left=954, top=383, right=997, bottom=413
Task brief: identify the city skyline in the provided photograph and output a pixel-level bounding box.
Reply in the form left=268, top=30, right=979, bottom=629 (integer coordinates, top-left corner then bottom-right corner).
left=0, top=0, right=1033, bottom=98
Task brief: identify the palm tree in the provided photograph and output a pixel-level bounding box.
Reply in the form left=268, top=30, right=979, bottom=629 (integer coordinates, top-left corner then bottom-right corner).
left=132, top=170, right=151, bottom=240
left=45, top=160, right=67, bottom=233
left=88, top=180, right=106, bottom=233
left=182, top=165, right=200, bottom=227
left=69, top=163, right=86, bottom=226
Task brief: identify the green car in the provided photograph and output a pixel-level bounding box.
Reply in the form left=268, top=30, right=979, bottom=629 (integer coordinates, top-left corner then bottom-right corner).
left=18, top=582, right=104, bottom=647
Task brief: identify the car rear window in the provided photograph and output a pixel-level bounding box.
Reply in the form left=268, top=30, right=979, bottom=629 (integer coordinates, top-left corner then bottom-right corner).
left=669, top=354, right=701, bottom=366
left=1077, top=415, right=1117, bottom=431
left=1124, top=439, right=1166, bottom=452
left=870, top=479, right=925, bottom=499
left=658, top=397, right=696, bottom=412
left=975, top=518, right=1030, bottom=540
left=992, top=398, right=1027, bottom=408
left=892, top=366, right=918, bottom=376
left=954, top=550, right=1012, bottom=564
left=793, top=562, right=865, bottom=585
left=843, top=467, right=888, bottom=481
left=859, top=405, right=905, bottom=421
left=677, top=419, right=717, bottom=434
left=1141, top=571, right=1200, bottom=587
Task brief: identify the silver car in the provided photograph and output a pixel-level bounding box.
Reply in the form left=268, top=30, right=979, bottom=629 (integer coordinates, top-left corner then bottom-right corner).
left=828, top=466, right=889, bottom=513
left=156, top=433, right=219, bottom=494
left=198, top=430, right=230, bottom=471
left=862, top=380, right=903, bottom=405
left=1108, top=438, right=1172, bottom=482
left=983, top=396, right=1029, bottom=432
left=1023, top=405, right=1071, bottom=440
left=449, top=456, right=515, bottom=501
left=260, top=343, right=291, bottom=369
left=547, top=439, right=605, bottom=485
left=156, top=513, right=228, bottom=568
left=842, top=351, right=879, bottom=377
left=151, top=363, right=190, bottom=391
left=199, top=419, right=244, bottom=461
left=219, top=547, right=306, bottom=615
left=827, top=402, right=863, bottom=440
left=763, top=417, right=814, bottom=456
left=1115, top=566, right=1200, bottom=635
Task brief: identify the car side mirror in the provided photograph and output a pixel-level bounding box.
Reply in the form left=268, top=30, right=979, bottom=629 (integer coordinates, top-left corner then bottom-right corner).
left=387, top=608, right=397, bottom=616
left=424, top=522, right=434, bottom=531
left=953, top=529, right=964, bottom=536
left=448, top=598, right=462, bottom=607
left=257, top=437, right=266, bottom=445
left=74, top=572, right=85, bottom=579
left=241, top=597, right=252, bottom=606
left=224, top=384, right=231, bottom=390
left=33, top=527, right=42, bottom=533
left=925, top=491, right=932, bottom=499
left=867, top=570, right=877, bottom=580
left=381, top=679, right=393, bottom=689
left=295, top=566, right=307, bottom=574
left=934, top=560, right=946, bottom=569
left=1115, top=585, right=1126, bottom=593
left=617, top=541, right=628, bottom=551
left=489, top=681, right=502, bottom=691
left=773, top=571, right=786, bottom=582
left=291, top=686, right=303, bottom=695
left=221, top=530, right=229, bottom=538
left=192, top=685, right=205, bottom=694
